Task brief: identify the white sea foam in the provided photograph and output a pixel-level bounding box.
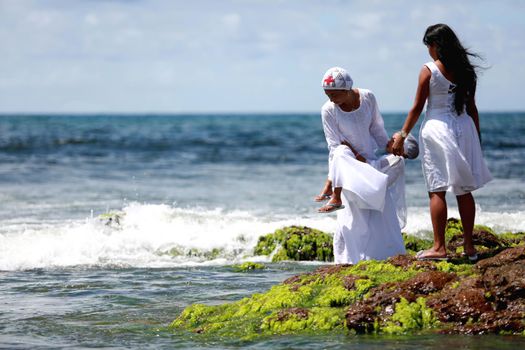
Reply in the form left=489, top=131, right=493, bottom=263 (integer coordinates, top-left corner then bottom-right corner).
left=403, top=206, right=525, bottom=238
left=0, top=202, right=523, bottom=270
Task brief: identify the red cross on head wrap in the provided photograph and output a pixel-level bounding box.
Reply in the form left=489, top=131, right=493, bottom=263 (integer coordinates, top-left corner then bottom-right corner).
left=322, top=67, right=353, bottom=90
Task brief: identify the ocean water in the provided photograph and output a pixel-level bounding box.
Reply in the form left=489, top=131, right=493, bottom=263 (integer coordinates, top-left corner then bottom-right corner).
left=1, top=113, right=524, bottom=348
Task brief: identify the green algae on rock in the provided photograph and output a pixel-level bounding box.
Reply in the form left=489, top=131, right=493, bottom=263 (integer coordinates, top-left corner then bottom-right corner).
left=98, top=211, right=124, bottom=228
left=254, top=226, right=333, bottom=262
left=404, top=218, right=523, bottom=261
left=383, top=297, right=439, bottom=334
left=252, top=219, right=517, bottom=264
left=402, top=233, right=433, bottom=254
left=443, top=218, right=525, bottom=260
left=156, top=246, right=226, bottom=260
left=232, top=262, right=266, bottom=272
left=498, top=231, right=525, bottom=247
left=171, top=244, right=525, bottom=338
left=170, top=222, right=525, bottom=337
left=171, top=258, right=444, bottom=338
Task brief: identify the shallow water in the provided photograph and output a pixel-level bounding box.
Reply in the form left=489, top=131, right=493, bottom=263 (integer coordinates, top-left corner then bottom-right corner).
left=2, top=265, right=525, bottom=349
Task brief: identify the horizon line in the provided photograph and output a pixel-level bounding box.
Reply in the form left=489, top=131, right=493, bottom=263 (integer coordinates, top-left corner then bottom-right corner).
left=1, top=109, right=524, bottom=116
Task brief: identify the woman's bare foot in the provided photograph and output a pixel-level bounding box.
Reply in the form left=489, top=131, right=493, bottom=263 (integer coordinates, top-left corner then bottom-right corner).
left=463, top=244, right=478, bottom=260
left=416, top=248, right=448, bottom=261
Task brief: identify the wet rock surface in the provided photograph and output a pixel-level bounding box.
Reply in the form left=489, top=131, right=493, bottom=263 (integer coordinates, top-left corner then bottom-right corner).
left=427, top=246, right=525, bottom=334
left=427, top=277, right=492, bottom=324
left=447, top=228, right=509, bottom=259
left=276, top=307, right=310, bottom=321
left=348, top=246, right=525, bottom=335
left=387, top=254, right=437, bottom=271
left=171, top=222, right=525, bottom=338
left=346, top=271, right=456, bottom=333
left=476, top=245, right=525, bottom=271
left=254, top=225, right=334, bottom=262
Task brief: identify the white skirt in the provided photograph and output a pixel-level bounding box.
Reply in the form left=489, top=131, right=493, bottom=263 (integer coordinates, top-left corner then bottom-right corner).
left=329, top=146, right=407, bottom=264
left=420, top=111, right=492, bottom=195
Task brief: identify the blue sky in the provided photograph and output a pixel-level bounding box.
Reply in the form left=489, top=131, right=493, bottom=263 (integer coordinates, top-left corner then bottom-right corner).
left=1, top=0, right=524, bottom=113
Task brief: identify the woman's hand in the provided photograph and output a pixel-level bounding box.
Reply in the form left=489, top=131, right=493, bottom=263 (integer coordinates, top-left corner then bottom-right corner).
left=391, top=66, right=430, bottom=156
left=391, top=133, right=405, bottom=156
left=341, top=140, right=366, bottom=162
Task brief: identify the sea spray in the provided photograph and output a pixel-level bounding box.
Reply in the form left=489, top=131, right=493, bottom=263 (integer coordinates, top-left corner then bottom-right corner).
left=0, top=202, right=336, bottom=270
left=1, top=201, right=524, bottom=271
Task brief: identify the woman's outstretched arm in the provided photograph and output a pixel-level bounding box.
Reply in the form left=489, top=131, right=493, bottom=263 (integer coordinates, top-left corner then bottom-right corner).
left=392, top=66, right=431, bottom=156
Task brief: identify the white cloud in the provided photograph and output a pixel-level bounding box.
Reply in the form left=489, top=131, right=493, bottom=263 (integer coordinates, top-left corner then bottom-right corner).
left=0, top=0, right=524, bottom=112
left=351, top=12, right=386, bottom=38
left=84, top=13, right=99, bottom=26
left=221, top=13, right=241, bottom=31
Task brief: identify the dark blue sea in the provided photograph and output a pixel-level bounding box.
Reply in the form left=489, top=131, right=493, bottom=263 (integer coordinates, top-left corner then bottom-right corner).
left=1, top=113, right=524, bottom=348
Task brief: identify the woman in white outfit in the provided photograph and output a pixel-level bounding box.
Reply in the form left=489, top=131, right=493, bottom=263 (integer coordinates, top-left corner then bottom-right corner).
left=391, top=24, right=492, bottom=261
left=318, top=67, right=407, bottom=264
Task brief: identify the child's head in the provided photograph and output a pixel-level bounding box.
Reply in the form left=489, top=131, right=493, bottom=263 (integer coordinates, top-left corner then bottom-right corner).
left=322, top=67, right=353, bottom=91
left=322, top=67, right=353, bottom=105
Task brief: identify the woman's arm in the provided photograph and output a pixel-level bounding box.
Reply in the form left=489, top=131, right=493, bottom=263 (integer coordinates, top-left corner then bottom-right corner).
left=368, top=91, right=390, bottom=151
left=321, top=107, right=342, bottom=154
left=392, top=66, right=431, bottom=156
left=465, top=84, right=481, bottom=138
left=341, top=140, right=366, bottom=162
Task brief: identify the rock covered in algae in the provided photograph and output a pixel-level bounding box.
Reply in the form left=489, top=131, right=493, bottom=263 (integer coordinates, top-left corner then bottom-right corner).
left=252, top=219, right=524, bottom=263
left=253, top=225, right=333, bottom=262
left=402, top=218, right=525, bottom=258
left=171, top=223, right=525, bottom=338
left=232, top=262, right=266, bottom=272
left=98, top=211, right=124, bottom=228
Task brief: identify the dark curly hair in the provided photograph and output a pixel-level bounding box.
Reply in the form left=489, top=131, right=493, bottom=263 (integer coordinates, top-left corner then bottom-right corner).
left=423, top=24, right=481, bottom=115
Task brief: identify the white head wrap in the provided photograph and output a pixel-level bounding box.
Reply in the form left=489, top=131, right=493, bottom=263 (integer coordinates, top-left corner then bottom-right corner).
left=322, top=67, right=353, bottom=90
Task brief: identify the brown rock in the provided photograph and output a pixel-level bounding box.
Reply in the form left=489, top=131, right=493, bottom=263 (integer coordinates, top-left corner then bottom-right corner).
left=345, top=271, right=456, bottom=333
left=387, top=254, right=416, bottom=268
left=313, top=264, right=353, bottom=277
left=444, top=308, right=525, bottom=334
left=387, top=254, right=437, bottom=271
left=342, top=274, right=368, bottom=291
left=276, top=307, right=309, bottom=321
left=345, top=302, right=376, bottom=334
left=448, top=229, right=507, bottom=250
left=482, top=262, right=525, bottom=305
left=427, top=277, right=493, bottom=323
left=404, top=271, right=457, bottom=295
left=476, top=245, right=525, bottom=271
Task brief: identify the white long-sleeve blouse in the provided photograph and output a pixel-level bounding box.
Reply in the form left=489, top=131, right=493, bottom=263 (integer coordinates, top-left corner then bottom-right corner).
left=321, top=88, right=389, bottom=161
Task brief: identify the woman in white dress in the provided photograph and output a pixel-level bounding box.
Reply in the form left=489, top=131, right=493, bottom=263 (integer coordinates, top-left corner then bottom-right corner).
left=391, top=24, right=492, bottom=261
left=318, top=67, right=407, bottom=264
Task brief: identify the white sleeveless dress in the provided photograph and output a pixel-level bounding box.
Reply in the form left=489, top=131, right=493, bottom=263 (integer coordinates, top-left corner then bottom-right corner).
left=420, top=61, right=492, bottom=195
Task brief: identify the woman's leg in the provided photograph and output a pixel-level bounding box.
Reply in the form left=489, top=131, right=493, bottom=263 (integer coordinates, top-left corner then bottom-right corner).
left=318, top=187, right=343, bottom=212
left=314, top=179, right=333, bottom=201
left=429, top=191, right=448, bottom=254
left=456, top=192, right=477, bottom=256
left=418, top=191, right=448, bottom=258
